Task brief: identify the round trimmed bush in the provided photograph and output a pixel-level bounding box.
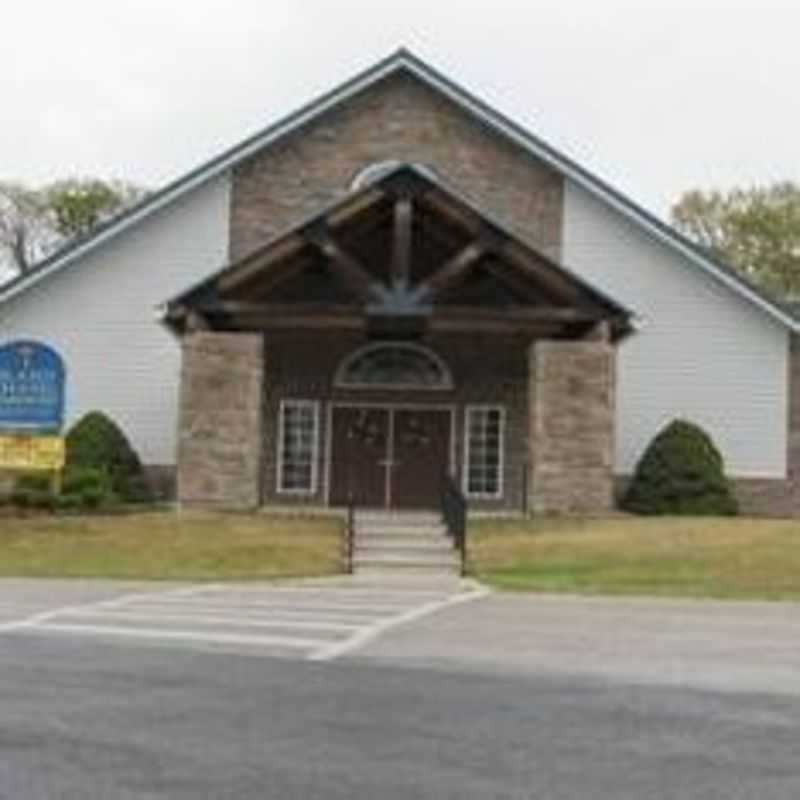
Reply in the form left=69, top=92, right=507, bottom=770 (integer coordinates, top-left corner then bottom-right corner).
left=622, top=419, right=738, bottom=516
left=65, top=412, right=152, bottom=503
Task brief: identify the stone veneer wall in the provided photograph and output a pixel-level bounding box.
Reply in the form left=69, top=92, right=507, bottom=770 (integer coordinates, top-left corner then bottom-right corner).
left=230, top=73, right=563, bottom=263
left=177, top=332, right=264, bottom=509
left=528, top=339, right=616, bottom=514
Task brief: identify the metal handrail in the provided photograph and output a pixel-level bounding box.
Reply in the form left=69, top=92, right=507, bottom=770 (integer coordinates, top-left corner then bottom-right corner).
left=440, top=473, right=468, bottom=576
left=345, top=492, right=355, bottom=575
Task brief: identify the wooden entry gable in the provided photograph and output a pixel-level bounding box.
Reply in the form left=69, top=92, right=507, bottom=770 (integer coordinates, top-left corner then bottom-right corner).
left=164, top=165, right=634, bottom=340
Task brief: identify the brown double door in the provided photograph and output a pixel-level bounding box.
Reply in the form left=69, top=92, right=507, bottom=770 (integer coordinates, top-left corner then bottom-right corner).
left=330, top=406, right=452, bottom=509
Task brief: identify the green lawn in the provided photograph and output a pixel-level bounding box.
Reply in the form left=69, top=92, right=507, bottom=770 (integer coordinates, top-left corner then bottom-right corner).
left=0, top=512, right=343, bottom=581
left=469, top=516, right=800, bottom=600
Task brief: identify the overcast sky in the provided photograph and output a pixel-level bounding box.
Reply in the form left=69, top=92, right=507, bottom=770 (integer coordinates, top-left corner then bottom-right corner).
left=2, top=0, right=799, bottom=218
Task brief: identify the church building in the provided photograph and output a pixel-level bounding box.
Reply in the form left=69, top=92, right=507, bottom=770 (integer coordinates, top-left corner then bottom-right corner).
left=1, top=50, right=797, bottom=515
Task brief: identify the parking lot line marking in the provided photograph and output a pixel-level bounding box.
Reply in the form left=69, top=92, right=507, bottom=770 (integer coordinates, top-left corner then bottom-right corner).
left=124, top=603, right=408, bottom=620
left=98, top=584, right=223, bottom=609
left=208, top=587, right=453, bottom=598
left=104, top=603, right=390, bottom=624
left=65, top=610, right=363, bottom=631
left=26, top=623, right=328, bottom=649
left=0, top=582, right=489, bottom=660
left=129, top=597, right=418, bottom=613
left=309, top=586, right=490, bottom=662
left=0, top=584, right=213, bottom=634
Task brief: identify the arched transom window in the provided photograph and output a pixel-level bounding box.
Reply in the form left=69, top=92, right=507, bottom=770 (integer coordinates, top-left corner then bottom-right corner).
left=335, top=343, right=453, bottom=390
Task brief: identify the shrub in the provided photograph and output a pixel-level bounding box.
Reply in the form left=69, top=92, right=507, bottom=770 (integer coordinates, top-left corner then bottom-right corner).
left=61, top=467, right=117, bottom=511
left=10, top=487, right=57, bottom=512
left=15, top=473, right=54, bottom=493
left=62, top=466, right=112, bottom=497
left=55, top=493, right=83, bottom=513
left=79, top=486, right=113, bottom=510
left=622, top=419, right=738, bottom=516
left=65, top=412, right=152, bottom=503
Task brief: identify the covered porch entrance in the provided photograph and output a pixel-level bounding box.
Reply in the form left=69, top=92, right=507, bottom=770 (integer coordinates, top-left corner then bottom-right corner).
left=329, top=405, right=453, bottom=509
left=167, top=163, right=632, bottom=514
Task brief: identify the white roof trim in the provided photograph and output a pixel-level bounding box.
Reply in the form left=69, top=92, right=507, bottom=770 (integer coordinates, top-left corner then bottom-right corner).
left=2, top=49, right=797, bottom=332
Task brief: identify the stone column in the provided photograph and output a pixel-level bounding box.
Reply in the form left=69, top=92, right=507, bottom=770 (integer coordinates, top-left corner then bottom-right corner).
left=177, top=332, right=264, bottom=510
left=528, top=335, right=616, bottom=514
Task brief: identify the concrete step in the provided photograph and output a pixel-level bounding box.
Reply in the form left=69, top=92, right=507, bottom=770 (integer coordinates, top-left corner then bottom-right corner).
left=354, top=564, right=460, bottom=578
left=356, top=542, right=456, bottom=558
left=354, top=511, right=442, bottom=525
left=355, top=524, right=448, bottom=537
left=346, top=572, right=466, bottom=589
left=353, top=552, right=460, bottom=569
left=355, top=534, right=453, bottom=549
left=350, top=510, right=460, bottom=576
left=354, top=567, right=462, bottom=579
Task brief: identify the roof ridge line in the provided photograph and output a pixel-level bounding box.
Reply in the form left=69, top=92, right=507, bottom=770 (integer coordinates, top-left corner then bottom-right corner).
left=0, top=48, right=796, bottom=332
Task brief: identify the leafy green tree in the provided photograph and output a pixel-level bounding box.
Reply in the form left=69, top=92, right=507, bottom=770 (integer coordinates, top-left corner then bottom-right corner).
left=671, top=182, right=800, bottom=298
left=42, top=179, right=147, bottom=239
left=0, top=177, right=148, bottom=276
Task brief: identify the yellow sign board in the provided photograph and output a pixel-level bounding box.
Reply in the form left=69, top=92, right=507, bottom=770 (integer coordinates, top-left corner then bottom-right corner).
left=0, top=435, right=65, bottom=471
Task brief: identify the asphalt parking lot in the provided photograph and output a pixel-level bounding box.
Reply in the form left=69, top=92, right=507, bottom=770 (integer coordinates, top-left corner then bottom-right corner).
left=356, top=590, right=800, bottom=696
left=1, top=579, right=800, bottom=798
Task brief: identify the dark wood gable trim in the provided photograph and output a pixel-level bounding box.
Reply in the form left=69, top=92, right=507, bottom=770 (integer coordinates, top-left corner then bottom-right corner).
left=165, top=166, right=633, bottom=339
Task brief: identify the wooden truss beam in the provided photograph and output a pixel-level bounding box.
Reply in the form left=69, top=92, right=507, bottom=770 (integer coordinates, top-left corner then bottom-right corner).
left=305, top=228, right=379, bottom=301
left=420, top=241, right=486, bottom=296
left=430, top=306, right=602, bottom=335
left=481, top=258, right=563, bottom=305
left=438, top=306, right=603, bottom=323
left=195, top=301, right=365, bottom=330
left=391, top=195, right=413, bottom=288
left=499, top=241, right=584, bottom=304
left=218, top=235, right=305, bottom=291
left=326, top=187, right=385, bottom=228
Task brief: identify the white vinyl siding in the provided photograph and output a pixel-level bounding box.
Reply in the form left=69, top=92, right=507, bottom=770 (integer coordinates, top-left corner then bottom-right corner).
left=277, top=400, right=320, bottom=495
left=562, top=181, right=788, bottom=478
left=0, top=175, right=230, bottom=465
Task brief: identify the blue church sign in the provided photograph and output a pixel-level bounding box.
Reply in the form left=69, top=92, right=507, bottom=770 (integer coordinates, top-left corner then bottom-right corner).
left=0, top=341, right=65, bottom=431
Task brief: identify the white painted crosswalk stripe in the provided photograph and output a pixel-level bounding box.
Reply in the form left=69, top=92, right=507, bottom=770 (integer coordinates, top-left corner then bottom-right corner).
left=56, top=609, right=364, bottom=631
left=30, top=623, right=328, bottom=649
left=0, top=581, right=488, bottom=659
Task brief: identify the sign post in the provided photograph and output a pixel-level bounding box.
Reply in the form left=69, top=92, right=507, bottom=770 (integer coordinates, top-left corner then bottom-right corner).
left=0, top=341, right=66, bottom=490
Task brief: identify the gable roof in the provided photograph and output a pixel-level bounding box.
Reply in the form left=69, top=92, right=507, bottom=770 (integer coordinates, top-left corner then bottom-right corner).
left=163, top=163, right=635, bottom=338
left=2, top=48, right=797, bottom=332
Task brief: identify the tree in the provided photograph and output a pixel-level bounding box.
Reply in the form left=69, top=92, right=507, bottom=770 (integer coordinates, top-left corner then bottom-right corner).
left=42, top=179, right=147, bottom=239
left=671, top=182, right=800, bottom=298
left=0, top=182, right=56, bottom=274
left=0, top=177, right=148, bottom=276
